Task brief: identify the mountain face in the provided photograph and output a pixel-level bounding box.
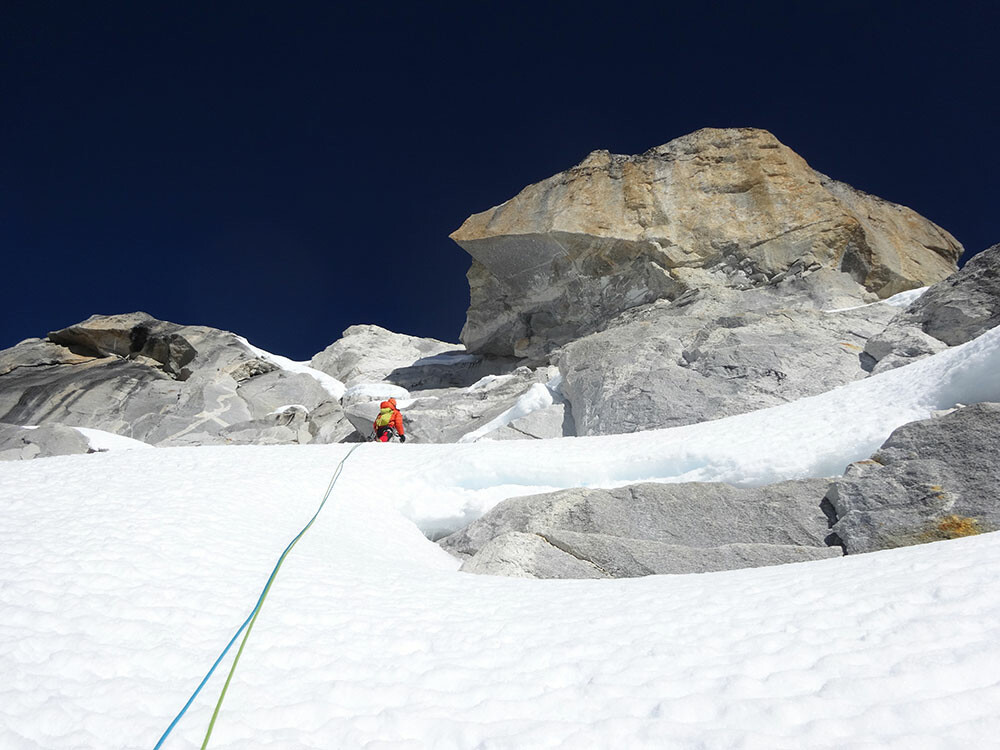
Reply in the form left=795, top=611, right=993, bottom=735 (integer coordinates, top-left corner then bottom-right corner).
left=0, top=312, right=354, bottom=447
left=451, top=128, right=962, bottom=359
left=1, top=129, right=997, bottom=580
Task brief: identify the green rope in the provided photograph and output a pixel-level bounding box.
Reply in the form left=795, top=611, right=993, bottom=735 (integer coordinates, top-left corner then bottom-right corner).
left=200, top=444, right=362, bottom=749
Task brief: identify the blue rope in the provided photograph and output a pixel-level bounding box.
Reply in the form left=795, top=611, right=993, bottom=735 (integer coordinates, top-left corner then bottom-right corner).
left=153, top=444, right=362, bottom=749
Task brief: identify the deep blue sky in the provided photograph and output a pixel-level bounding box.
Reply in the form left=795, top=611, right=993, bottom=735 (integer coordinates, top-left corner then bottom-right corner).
left=3, top=1, right=997, bottom=359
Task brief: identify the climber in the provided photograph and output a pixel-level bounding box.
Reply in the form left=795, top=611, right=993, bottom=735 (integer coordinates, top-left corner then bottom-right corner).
left=372, top=398, right=406, bottom=443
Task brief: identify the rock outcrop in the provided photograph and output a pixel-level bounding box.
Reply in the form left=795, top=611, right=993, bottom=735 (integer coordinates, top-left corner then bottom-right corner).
left=865, top=243, right=1000, bottom=372
left=342, top=366, right=572, bottom=443
left=0, top=313, right=352, bottom=447
left=310, top=325, right=460, bottom=386
left=451, top=128, right=962, bottom=359
left=440, top=479, right=841, bottom=578
left=827, top=403, right=1000, bottom=554
left=0, top=423, right=92, bottom=461
left=0, top=313, right=577, bottom=452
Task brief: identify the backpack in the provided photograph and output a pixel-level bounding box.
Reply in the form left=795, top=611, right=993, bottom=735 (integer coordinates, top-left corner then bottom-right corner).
left=374, top=407, right=395, bottom=429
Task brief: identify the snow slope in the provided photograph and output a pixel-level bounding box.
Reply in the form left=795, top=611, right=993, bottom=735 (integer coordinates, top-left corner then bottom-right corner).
left=71, top=426, right=155, bottom=452
left=3, top=327, right=1000, bottom=749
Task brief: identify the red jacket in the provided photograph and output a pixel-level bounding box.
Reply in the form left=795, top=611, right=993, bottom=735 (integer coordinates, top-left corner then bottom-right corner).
left=373, top=398, right=404, bottom=436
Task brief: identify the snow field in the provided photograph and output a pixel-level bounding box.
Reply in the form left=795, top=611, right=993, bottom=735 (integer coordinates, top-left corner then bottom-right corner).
left=2, top=327, right=1000, bottom=747
left=2, top=444, right=1000, bottom=748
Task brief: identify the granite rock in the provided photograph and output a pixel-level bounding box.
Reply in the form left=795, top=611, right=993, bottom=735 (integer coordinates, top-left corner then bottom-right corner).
left=865, top=243, right=1000, bottom=371
left=827, top=402, right=1000, bottom=554
left=558, top=288, right=899, bottom=434
left=0, top=313, right=346, bottom=449
left=0, top=423, right=92, bottom=461
left=452, top=128, right=962, bottom=358
left=310, top=325, right=458, bottom=386
left=441, top=478, right=840, bottom=577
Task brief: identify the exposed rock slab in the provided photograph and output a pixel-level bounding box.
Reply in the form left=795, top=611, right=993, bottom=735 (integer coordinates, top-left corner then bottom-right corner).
left=452, top=127, right=962, bottom=358
left=486, top=401, right=574, bottom=441
left=865, top=243, right=1000, bottom=372
left=0, top=423, right=92, bottom=461
left=440, top=478, right=840, bottom=577
left=827, top=402, right=1000, bottom=554
left=461, top=532, right=607, bottom=578
left=0, top=313, right=348, bottom=449
left=310, top=325, right=458, bottom=386
left=0, top=338, right=93, bottom=376
left=558, top=288, right=899, bottom=434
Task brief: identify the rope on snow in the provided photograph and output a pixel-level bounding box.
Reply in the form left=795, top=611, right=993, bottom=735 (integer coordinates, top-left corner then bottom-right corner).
left=154, top=443, right=364, bottom=749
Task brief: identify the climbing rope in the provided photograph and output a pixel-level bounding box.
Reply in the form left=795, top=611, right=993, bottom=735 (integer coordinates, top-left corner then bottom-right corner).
left=154, top=443, right=363, bottom=749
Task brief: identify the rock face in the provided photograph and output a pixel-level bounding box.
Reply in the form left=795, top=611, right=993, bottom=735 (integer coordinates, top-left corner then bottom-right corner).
left=827, top=403, right=1000, bottom=554
left=0, top=313, right=352, bottom=447
left=0, top=423, right=92, bottom=461
left=440, top=479, right=841, bottom=578
left=558, top=287, right=899, bottom=434
left=310, top=325, right=458, bottom=386
left=451, top=128, right=962, bottom=359
left=0, top=313, right=576, bottom=452
left=865, top=243, right=1000, bottom=372
left=342, top=366, right=573, bottom=444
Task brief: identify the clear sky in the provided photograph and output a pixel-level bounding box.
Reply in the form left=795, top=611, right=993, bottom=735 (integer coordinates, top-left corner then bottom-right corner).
left=2, top=1, right=997, bottom=359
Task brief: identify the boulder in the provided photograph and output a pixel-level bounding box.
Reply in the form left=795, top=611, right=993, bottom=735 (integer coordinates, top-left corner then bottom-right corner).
left=863, top=324, right=947, bottom=375
left=484, top=401, right=574, bottom=441
left=234, top=369, right=331, bottom=419
left=827, top=402, right=1000, bottom=554
left=440, top=478, right=840, bottom=578
left=865, top=243, right=1000, bottom=371
left=451, top=128, right=962, bottom=359
left=900, top=243, right=1000, bottom=345
left=0, top=423, right=92, bottom=461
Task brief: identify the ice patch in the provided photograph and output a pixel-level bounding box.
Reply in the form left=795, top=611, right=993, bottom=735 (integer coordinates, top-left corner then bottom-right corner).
left=824, top=286, right=929, bottom=313
left=459, top=381, right=558, bottom=443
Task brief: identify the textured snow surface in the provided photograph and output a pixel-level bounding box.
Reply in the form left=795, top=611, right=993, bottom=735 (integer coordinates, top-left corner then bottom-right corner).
left=71, top=426, right=155, bottom=452
left=2, top=447, right=1000, bottom=749
left=3, top=327, right=1000, bottom=749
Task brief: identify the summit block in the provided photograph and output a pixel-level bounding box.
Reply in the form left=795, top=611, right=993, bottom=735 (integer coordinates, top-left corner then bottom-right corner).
left=451, top=128, right=962, bottom=358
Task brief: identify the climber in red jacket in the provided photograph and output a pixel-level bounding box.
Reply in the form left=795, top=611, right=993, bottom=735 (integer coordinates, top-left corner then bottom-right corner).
left=372, top=398, right=406, bottom=442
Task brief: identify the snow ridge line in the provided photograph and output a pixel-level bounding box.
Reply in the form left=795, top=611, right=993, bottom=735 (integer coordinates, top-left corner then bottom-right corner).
left=154, top=444, right=364, bottom=750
